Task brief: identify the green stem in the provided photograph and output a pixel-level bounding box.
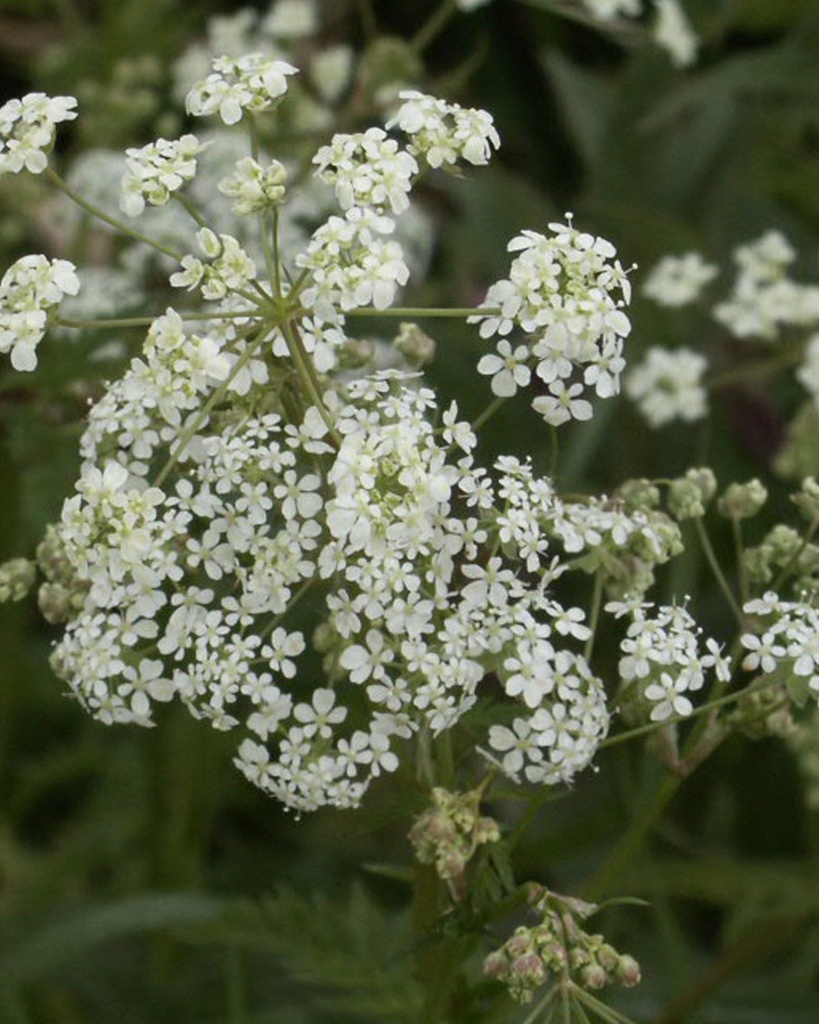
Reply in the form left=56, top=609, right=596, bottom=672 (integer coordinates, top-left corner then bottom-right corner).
left=693, top=516, right=743, bottom=625
left=281, top=318, right=341, bottom=446
left=357, top=0, right=378, bottom=38
left=584, top=570, right=604, bottom=662
left=411, top=0, right=457, bottom=53
left=706, top=344, right=804, bottom=389
left=345, top=305, right=501, bottom=319
left=599, top=681, right=762, bottom=750
left=471, top=395, right=506, bottom=433
left=572, top=986, right=638, bottom=1024
left=46, top=167, right=184, bottom=261
left=56, top=310, right=259, bottom=330
left=174, top=191, right=213, bottom=233
left=731, top=516, right=750, bottom=607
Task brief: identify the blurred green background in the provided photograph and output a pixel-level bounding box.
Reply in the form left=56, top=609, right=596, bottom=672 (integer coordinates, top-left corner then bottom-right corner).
left=4, top=1, right=819, bottom=1021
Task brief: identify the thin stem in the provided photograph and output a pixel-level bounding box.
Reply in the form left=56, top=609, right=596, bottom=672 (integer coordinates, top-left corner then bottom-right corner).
left=584, top=571, right=604, bottom=663
left=548, top=424, right=560, bottom=478
left=471, top=395, right=506, bottom=433
left=572, top=985, right=638, bottom=1024
left=56, top=310, right=260, bottom=331
left=582, top=772, right=680, bottom=901
left=46, top=167, right=184, bottom=262
left=174, top=191, right=213, bottom=233
left=599, top=675, right=776, bottom=751
left=281, top=318, right=341, bottom=446
left=357, top=0, right=378, bottom=38
left=411, top=0, right=457, bottom=53
left=731, top=516, right=750, bottom=607
left=706, top=344, right=804, bottom=389
left=522, top=988, right=558, bottom=1024
left=692, top=516, right=743, bottom=624
left=345, top=305, right=501, bottom=319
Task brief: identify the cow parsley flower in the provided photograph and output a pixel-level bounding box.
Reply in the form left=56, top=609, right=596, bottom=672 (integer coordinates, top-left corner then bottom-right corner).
left=611, top=601, right=730, bottom=721
left=313, top=127, right=418, bottom=214
left=642, top=252, right=717, bottom=307
left=120, top=134, right=204, bottom=216
left=0, top=255, right=80, bottom=370
left=217, top=156, right=287, bottom=214
left=713, top=230, right=819, bottom=341
left=0, top=92, right=77, bottom=176
left=471, top=216, right=631, bottom=424
left=625, top=346, right=707, bottom=427
left=387, top=91, right=500, bottom=169
left=186, top=53, right=298, bottom=125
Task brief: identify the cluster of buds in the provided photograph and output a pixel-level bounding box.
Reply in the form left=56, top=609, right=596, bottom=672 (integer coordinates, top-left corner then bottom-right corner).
left=408, top=786, right=500, bottom=900
left=482, top=887, right=641, bottom=1004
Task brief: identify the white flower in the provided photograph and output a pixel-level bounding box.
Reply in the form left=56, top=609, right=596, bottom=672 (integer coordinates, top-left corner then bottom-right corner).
left=313, top=128, right=418, bottom=215
left=0, top=93, right=77, bottom=176
left=0, top=255, right=80, bottom=371
left=120, top=134, right=203, bottom=216
left=470, top=216, right=631, bottom=415
left=625, top=346, right=707, bottom=427
left=186, top=54, right=298, bottom=125
left=218, top=156, right=286, bottom=214
left=642, top=252, right=717, bottom=307
left=477, top=339, right=532, bottom=397
left=653, top=0, right=699, bottom=68
left=261, top=0, right=318, bottom=38
left=387, top=91, right=500, bottom=170
left=532, top=381, right=593, bottom=426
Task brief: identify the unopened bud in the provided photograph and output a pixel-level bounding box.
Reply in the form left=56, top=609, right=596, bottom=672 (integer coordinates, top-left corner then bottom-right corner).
left=0, top=557, right=36, bottom=603
left=394, top=322, right=436, bottom=367
left=717, top=479, right=767, bottom=519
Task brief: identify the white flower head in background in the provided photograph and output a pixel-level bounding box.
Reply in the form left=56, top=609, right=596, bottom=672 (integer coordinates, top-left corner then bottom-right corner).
left=625, top=345, right=707, bottom=427
left=642, top=252, right=718, bottom=307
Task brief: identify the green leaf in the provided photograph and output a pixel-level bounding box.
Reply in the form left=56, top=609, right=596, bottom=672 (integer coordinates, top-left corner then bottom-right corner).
left=0, top=893, right=228, bottom=982
left=542, top=50, right=616, bottom=171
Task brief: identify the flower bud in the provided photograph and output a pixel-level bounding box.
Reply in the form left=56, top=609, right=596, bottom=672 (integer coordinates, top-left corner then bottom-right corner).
left=717, top=479, right=767, bottom=519
left=667, top=467, right=717, bottom=520
left=616, top=954, right=642, bottom=986
left=394, top=322, right=436, bottom=367
left=0, top=557, right=36, bottom=602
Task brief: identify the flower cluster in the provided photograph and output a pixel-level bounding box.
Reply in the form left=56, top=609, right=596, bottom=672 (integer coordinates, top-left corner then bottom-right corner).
left=313, top=127, right=419, bottom=214
left=472, top=218, right=632, bottom=424
left=120, top=134, right=204, bottom=216
left=713, top=230, right=819, bottom=341
left=295, top=208, right=408, bottom=320
left=408, top=786, right=500, bottom=899
left=642, top=251, right=718, bottom=307
left=625, top=346, right=707, bottom=427
left=387, top=90, right=501, bottom=169
left=609, top=600, right=731, bottom=721
left=0, top=92, right=77, bottom=176
left=483, top=887, right=641, bottom=1004
left=0, top=255, right=80, bottom=370
left=0, top=60, right=657, bottom=817
left=185, top=53, right=298, bottom=124
left=217, top=156, right=287, bottom=214
left=741, top=593, right=819, bottom=698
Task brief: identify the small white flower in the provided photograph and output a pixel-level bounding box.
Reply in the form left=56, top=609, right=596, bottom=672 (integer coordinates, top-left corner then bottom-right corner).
left=642, top=252, right=717, bottom=307
left=477, top=339, right=532, bottom=397
left=626, top=346, right=707, bottom=427
left=0, top=93, right=77, bottom=177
